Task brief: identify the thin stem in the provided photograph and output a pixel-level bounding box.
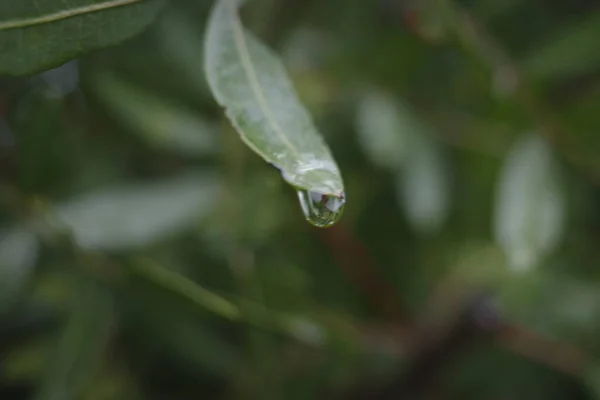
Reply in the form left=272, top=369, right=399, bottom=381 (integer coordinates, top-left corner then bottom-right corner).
left=132, top=258, right=242, bottom=321
left=496, top=323, right=588, bottom=376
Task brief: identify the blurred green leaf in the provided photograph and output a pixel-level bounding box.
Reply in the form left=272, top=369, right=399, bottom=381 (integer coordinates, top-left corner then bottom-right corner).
left=89, top=69, right=218, bottom=157
left=0, top=0, right=165, bottom=76
left=0, top=227, right=38, bottom=313
left=493, top=134, right=565, bottom=271
left=35, top=277, right=113, bottom=400
left=397, top=135, right=450, bottom=235
left=524, top=12, right=600, bottom=81
left=54, top=172, right=220, bottom=251
left=204, top=0, right=344, bottom=196
left=355, top=89, right=415, bottom=170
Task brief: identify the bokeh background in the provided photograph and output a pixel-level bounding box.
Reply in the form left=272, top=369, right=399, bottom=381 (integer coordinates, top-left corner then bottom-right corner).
left=2, top=0, right=600, bottom=399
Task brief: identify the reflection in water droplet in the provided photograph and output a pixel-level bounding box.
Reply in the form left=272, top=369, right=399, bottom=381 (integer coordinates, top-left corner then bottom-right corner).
left=297, top=189, right=345, bottom=228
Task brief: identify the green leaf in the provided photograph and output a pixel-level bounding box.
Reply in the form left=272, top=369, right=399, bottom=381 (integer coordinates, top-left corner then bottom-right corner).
left=355, top=89, right=417, bottom=169
left=397, top=134, right=450, bottom=235
left=0, top=0, right=166, bottom=76
left=88, top=69, right=218, bottom=157
left=54, top=172, right=220, bottom=251
left=523, top=12, right=600, bottom=81
left=204, top=0, right=344, bottom=196
left=35, top=277, right=113, bottom=400
left=493, top=134, right=565, bottom=271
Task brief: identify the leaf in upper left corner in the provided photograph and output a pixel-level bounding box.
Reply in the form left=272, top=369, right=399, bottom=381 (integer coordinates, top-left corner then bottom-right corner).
left=0, top=0, right=166, bottom=76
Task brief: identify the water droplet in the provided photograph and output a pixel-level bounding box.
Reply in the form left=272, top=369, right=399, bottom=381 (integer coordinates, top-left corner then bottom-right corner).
left=297, top=189, right=345, bottom=228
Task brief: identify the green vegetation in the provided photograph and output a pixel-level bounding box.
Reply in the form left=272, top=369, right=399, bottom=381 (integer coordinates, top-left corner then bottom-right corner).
left=1, top=0, right=600, bottom=398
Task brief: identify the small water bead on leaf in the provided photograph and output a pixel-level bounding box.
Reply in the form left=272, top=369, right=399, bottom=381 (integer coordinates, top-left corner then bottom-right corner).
left=297, top=189, right=345, bottom=228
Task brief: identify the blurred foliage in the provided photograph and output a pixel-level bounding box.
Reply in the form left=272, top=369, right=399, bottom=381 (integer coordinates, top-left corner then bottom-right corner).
left=1, top=0, right=600, bottom=399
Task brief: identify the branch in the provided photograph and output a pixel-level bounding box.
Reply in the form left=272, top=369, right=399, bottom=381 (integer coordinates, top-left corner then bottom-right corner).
left=496, top=323, right=588, bottom=376
left=343, top=290, right=588, bottom=399
left=368, top=292, right=501, bottom=400
left=318, top=222, right=406, bottom=320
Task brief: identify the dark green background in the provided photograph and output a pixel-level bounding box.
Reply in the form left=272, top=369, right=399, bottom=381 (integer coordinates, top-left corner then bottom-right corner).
left=1, top=0, right=600, bottom=399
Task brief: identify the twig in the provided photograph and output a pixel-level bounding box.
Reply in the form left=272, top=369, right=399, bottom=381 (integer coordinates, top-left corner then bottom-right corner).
left=318, top=222, right=406, bottom=321
left=343, top=289, right=588, bottom=399
left=496, top=323, right=588, bottom=376
left=369, top=292, right=501, bottom=400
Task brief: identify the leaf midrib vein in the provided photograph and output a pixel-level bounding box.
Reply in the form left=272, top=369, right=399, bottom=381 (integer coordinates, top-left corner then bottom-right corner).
left=226, top=0, right=300, bottom=158
left=0, top=0, right=142, bottom=31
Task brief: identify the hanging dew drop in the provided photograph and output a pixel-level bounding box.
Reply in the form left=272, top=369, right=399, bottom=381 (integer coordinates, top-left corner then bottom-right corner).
left=297, top=189, right=345, bottom=228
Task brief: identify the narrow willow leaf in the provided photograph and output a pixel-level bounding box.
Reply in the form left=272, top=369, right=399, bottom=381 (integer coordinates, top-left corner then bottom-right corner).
left=0, top=0, right=165, bottom=76
left=494, top=134, right=565, bottom=271
left=355, top=90, right=416, bottom=169
left=35, top=277, right=113, bottom=400
left=89, top=69, right=217, bottom=157
left=54, top=172, right=220, bottom=251
left=397, top=136, right=449, bottom=235
left=0, top=227, right=39, bottom=313
left=204, top=0, right=343, bottom=196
